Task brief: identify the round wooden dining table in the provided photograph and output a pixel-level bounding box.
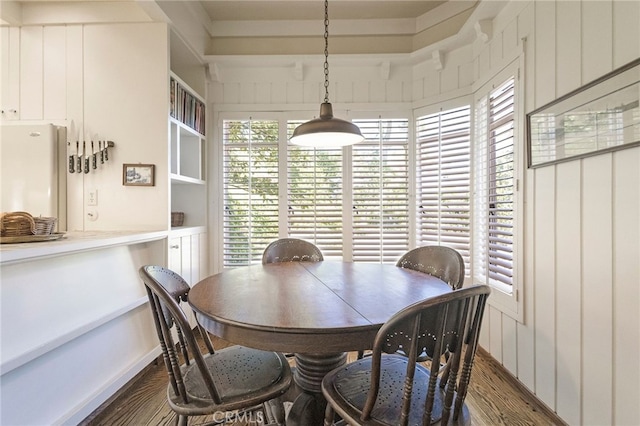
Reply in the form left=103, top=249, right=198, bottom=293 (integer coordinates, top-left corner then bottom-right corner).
left=189, top=260, right=452, bottom=425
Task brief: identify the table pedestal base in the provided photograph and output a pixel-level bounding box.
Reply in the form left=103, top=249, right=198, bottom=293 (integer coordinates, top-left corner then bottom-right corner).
left=286, top=352, right=347, bottom=426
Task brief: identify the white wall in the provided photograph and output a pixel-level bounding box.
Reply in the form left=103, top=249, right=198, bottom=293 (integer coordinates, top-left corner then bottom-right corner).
left=0, top=22, right=170, bottom=232
left=208, top=1, right=639, bottom=424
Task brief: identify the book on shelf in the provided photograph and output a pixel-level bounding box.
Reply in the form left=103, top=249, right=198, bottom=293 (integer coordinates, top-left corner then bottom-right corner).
left=170, top=77, right=206, bottom=135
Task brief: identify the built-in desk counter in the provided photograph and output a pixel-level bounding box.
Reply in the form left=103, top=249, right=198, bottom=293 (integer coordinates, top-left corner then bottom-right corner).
left=0, top=230, right=168, bottom=425
left=0, top=230, right=168, bottom=264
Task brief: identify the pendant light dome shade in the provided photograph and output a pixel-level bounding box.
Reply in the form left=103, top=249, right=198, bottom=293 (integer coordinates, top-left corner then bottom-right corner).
left=290, top=102, right=364, bottom=147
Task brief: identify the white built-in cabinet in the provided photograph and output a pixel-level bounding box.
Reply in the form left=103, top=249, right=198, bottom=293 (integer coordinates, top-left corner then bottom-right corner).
left=0, top=27, right=20, bottom=121
left=1, top=26, right=67, bottom=122
left=169, top=228, right=207, bottom=326
left=168, top=230, right=207, bottom=285
left=168, top=63, right=208, bottom=283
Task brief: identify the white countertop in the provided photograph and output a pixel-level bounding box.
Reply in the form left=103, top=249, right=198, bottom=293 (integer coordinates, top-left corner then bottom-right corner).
left=0, top=230, right=168, bottom=265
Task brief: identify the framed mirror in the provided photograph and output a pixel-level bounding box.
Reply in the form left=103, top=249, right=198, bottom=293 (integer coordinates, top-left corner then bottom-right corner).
left=527, top=58, right=640, bottom=168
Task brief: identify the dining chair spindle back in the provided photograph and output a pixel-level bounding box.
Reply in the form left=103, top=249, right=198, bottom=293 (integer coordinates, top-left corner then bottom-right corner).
left=322, top=285, right=491, bottom=426
left=139, top=265, right=292, bottom=426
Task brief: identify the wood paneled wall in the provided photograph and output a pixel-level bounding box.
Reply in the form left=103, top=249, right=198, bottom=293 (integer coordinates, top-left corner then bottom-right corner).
left=209, top=2, right=639, bottom=425
left=477, top=2, right=640, bottom=425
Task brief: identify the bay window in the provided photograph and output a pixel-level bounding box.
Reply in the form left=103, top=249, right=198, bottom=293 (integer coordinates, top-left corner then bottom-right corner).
left=221, top=77, right=522, bottom=321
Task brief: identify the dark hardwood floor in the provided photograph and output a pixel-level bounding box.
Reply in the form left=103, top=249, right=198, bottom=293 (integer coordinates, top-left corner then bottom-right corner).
left=81, top=337, right=565, bottom=426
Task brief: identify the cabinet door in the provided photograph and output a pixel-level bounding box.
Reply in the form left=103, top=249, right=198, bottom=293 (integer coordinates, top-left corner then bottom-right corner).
left=19, top=26, right=44, bottom=120
left=168, top=235, right=196, bottom=326
left=198, top=232, right=208, bottom=279
left=190, top=233, right=201, bottom=284
left=1, top=27, right=20, bottom=121
left=180, top=235, right=192, bottom=284
left=168, top=237, right=182, bottom=275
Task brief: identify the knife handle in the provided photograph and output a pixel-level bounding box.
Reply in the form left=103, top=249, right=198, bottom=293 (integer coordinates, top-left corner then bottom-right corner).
left=76, top=156, right=82, bottom=173
left=69, top=156, right=75, bottom=173
left=84, top=156, right=90, bottom=174
left=92, top=153, right=97, bottom=169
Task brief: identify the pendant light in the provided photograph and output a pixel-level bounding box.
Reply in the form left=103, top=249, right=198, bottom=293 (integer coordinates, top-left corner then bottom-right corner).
left=290, top=0, right=364, bottom=147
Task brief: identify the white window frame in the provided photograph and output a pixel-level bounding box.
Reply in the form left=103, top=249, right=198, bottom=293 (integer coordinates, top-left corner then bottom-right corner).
left=472, top=59, right=524, bottom=322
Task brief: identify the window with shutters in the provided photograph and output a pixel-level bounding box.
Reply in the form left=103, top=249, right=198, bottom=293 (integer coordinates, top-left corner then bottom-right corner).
left=222, top=119, right=279, bottom=266
left=222, top=116, right=410, bottom=266
left=352, top=119, right=410, bottom=263
left=416, top=106, right=471, bottom=274
left=286, top=120, right=344, bottom=259
left=473, top=76, right=517, bottom=295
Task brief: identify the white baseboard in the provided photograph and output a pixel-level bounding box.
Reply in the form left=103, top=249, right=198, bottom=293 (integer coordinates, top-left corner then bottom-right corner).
left=56, top=346, right=162, bottom=426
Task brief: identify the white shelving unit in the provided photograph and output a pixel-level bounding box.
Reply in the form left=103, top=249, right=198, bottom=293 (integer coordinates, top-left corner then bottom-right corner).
left=170, top=118, right=205, bottom=183
left=168, top=30, right=209, bottom=283
left=169, top=72, right=206, bottom=230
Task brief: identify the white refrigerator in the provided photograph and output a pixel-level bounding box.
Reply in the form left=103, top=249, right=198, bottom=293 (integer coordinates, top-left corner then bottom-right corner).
left=0, top=123, right=66, bottom=229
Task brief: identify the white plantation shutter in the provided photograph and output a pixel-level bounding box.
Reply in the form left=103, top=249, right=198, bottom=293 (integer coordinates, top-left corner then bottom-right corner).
left=416, top=106, right=471, bottom=272
left=287, top=120, right=344, bottom=258
left=352, top=119, right=410, bottom=263
left=474, top=77, right=515, bottom=288
left=223, top=119, right=279, bottom=266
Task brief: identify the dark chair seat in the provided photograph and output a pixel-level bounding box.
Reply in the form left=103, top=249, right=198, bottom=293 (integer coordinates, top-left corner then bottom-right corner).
left=323, top=354, right=470, bottom=425
left=170, top=345, right=289, bottom=413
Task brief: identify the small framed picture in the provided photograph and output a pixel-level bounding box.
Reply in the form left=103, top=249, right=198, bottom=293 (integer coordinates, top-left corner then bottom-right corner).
left=123, top=163, right=155, bottom=186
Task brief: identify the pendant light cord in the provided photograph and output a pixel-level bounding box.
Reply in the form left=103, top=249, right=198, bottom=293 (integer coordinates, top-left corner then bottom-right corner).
left=323, top=0, right=330, bottom=104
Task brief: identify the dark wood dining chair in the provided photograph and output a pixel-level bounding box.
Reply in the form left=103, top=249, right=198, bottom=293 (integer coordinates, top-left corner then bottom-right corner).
left=358, top=245, right=466, bottom=360
left=140, top=265, right=293, bottom=426
left=322, top=285, right=491, bottom=426
left=141, top=265, right=216, bottom=356
left=396, top=245, right=465, bottom=290
left=262, top=237, right=324, bottom=264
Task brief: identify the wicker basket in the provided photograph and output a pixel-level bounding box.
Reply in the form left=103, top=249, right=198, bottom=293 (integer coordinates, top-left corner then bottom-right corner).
left=171, top=212, right=185, bottom=227
left=1, top=212, right=36, bottom=236
left=0, top=212, right=57, bottom=236
left=34, top=216, right=57, bottom=235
